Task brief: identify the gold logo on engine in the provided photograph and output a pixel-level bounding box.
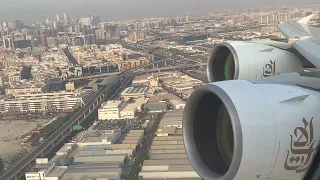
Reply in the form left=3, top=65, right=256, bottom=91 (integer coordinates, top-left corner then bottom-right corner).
left=284, top=117, right=317, bottom=173
left=262, top=60, right=279, bottom=77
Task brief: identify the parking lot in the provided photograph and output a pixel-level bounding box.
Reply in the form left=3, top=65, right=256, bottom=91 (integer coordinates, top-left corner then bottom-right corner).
left=95, top=119, right=145, bottom=132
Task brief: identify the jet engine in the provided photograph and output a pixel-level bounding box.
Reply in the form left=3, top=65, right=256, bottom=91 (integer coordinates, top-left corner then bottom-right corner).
left=207, top=41, right=304, bottom=82
left=183, top=73, right=320, bottom=180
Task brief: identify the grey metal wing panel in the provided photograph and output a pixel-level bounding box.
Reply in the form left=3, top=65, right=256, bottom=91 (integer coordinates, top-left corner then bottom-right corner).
left=277, top=19, right=320, bottom=68
left=277, top=21, right=320, bottom=39
left=277, top=22, right=309, bottom=39
left=293, top=37, right=320, bottom=68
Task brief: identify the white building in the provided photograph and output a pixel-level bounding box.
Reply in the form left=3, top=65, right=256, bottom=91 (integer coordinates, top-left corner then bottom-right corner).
left=0, top=92, right=83, bottom=114
left=25, top=159, right=67, bottom=180
left=121, top=86, right=155, bottom=100
left=169, top=99, right=186, bottom=110
left=98, top=100, right=126, bottom=120
left=120, top=103, right=137, bottom=120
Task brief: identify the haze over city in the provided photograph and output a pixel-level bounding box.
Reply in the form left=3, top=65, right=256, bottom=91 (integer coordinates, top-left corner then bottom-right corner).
left=0, top=0, right=319, bottom=22
left=0, top=1, right=319, bottom=179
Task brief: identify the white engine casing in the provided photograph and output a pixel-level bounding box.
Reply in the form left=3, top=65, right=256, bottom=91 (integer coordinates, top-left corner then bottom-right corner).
left=207, top=41, right=303, bottom=82
left=183, top=79, right=320, bottom=180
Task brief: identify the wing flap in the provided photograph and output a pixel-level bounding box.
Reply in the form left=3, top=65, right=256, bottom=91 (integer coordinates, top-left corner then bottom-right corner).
left=293, top=38, right=320, bottom=68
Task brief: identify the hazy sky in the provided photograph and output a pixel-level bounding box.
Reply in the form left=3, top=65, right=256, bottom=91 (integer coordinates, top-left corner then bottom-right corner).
left=0, top=0, right=319, bottom=23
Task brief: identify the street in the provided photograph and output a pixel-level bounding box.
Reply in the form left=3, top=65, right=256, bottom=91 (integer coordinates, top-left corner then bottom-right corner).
left=124, top=112, right=164, bottom=180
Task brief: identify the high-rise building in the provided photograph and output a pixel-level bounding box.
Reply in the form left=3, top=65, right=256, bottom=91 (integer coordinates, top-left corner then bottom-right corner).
left=79, top=17, right=91, bottom=25
left=91, top=15, right=101, bottom=26
left=14, top=20, right=24, bottom=30
left=63, top=13, right=68, bottom=22
left=56, top=14, right=60, bottom=21
left=8, top=22, right=15, bottom=29
left=46, top=37, right=57, bottom=47
left=84, top=34, right=96, bottom=45
left=3, top=35, right=15, bottom=50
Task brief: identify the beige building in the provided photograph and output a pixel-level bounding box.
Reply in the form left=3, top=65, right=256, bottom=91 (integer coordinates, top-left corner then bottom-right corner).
left=121, top=86, right=155, bottom=101
left=0, top=92, right=83, bottom=114
left=117, top=57, right=149, bottom=71
left=5, top=87, right=42, bottom=95
left=65, top=82, right=75, bottom=91
left=169, top=99, right=186, bottom=110
left=120, top=103, right=137, bottom=120
left=98, top=100, right=126, bottom=120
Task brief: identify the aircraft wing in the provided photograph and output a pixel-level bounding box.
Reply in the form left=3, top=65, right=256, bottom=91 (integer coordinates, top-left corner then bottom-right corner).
left=277, top=15, right=320, bottom=68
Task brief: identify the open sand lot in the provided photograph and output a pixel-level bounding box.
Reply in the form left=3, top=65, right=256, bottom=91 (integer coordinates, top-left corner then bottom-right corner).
left=0, top=120, right=44, bottom=158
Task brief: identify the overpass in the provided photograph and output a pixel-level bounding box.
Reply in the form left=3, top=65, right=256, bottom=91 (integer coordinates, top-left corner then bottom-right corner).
left=67, top=58, right=176, bottom=81
left=0, top=63, right=206, bottom=180
left=135, top=63, right=206, bottom=74
left=0, top=74, right=133, bottom=180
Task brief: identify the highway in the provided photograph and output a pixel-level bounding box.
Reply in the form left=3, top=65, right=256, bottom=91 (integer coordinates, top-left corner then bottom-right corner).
left=136, top=63, right=206, bottom=73
left=0, top=63, right=204, bottom=180
left=66, top=58, right=174, bottom=81
left=0, top=75, right=126, bottom=180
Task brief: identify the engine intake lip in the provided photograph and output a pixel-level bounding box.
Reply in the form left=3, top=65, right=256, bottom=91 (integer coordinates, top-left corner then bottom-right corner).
left=183, top=83, right=243, bottom=180
left=207, top=42, right=240, bottom=82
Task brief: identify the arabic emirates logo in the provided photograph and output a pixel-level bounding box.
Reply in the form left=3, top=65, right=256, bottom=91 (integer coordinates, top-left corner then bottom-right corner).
left=284, top=118, right=318, bottom=173
left=262, top=60, right=280, bottom=77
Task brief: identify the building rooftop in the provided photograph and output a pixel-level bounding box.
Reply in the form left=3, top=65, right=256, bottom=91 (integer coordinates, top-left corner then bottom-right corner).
left=157, top=127, right=177, bottom=135
left=101, top=100, right=123, bottom=108
left=46, top=166, right=68, bottom=177
left=121, top=103, right=138, bottom=112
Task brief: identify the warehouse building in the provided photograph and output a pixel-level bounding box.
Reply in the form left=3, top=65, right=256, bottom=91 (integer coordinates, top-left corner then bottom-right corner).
left=144, top=102, right=168, bottom=112
left=121, top=86, right=155, bottom=100
left=56, top=142, right=77, bottom=156
left=156, top=127, right=178, bottom=137
left=122, top=129, right=144, bottom=147
left=25, top=158, right=68, bottom=180
left=132, top=74, right=149, bottom=86
left=73, top=155, right=125, bottom=164
left=25, top=128, right=130, bottom=180
left=60, top=165, right=122, bottom=180
left=159, top=111, right=183, bottom=128
left=138, top=112, right=200, bottom=179
left=120, top=103, right=137, bottom=119
left=169, top=99, right=185, bottom=110
left=75, top=130, right=121, bottom=146
left=134, top=97, right=150, bottom=112
left=98, top=100, right=126, bottom=120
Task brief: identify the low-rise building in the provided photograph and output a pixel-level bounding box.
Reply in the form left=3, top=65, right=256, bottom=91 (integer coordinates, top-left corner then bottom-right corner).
left=0, top=91, right=83, bottom=114
left=132, top=75, right=149, bottom=86
left=98, top=100, right=126, bottom=120
left=145, top=102, right=168, bottom=112
left=5, top=87, right=42, bottom=95
left=25, top=159, right=68, bottom=180
left=120, top=103, right=137, bottom=120
left=169, top=99, right=186, bottom=110
left=60, top=165, right=122, bottom=180
left=74, top=130, right=121, bottom=146
left=121, top=86, right=155, bottom=100
left=65, top=82, right=75, bottom=91
left=139, top=112, right=200, bottom=179
left=117, top=57, right=149, bottom=71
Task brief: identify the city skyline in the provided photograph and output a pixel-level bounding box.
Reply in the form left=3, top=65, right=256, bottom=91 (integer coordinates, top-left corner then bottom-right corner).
left=0, top=0, right=319, bottom=23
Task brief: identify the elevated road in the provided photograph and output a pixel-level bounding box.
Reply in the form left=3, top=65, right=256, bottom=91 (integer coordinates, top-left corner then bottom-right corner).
left=67, top=58, right=175, bottom=81
left=0, top=74, right=132, bottom=180
left=135, top=63, right=206, bottom=73
left=0, top=63, right=204, bottom=180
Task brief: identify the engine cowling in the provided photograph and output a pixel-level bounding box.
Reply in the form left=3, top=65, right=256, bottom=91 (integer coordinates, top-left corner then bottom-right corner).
left=207, top=41, right=303, bottom=82
left=183, top=75, right=320, bottom=180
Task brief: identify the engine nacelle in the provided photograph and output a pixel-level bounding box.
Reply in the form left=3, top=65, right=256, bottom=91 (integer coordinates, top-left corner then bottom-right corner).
left=207, top=41, right=303, bottom=82
left=183, top=77, right=320, bottom=180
